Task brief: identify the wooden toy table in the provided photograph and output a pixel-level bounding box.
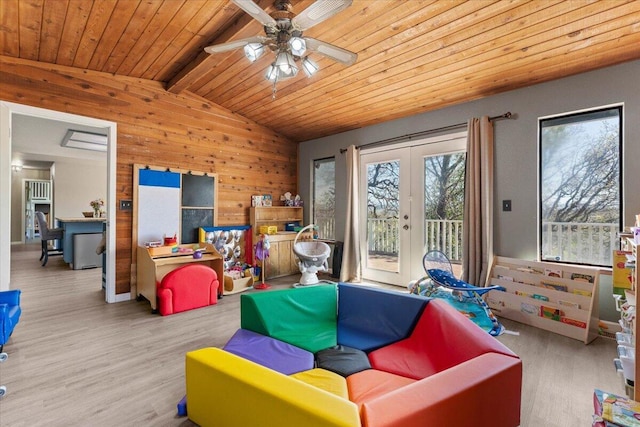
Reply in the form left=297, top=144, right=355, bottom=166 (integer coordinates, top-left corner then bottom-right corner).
left=136, top=243, right=223, bottom=311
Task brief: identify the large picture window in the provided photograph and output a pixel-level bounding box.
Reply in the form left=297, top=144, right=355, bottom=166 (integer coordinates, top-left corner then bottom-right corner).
left=312, top=157, right=335, bottom=240
left=539, top=106, right=622, bottom=266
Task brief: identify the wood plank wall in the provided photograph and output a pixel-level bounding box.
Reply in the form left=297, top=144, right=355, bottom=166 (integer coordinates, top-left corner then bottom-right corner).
left=0, top=55, right=298, bottom=295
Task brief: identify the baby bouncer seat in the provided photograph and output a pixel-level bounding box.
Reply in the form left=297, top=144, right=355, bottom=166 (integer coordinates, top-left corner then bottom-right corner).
left=411, top=250, right=506, bottom=336
left=292, top=224, right=331, bottom=286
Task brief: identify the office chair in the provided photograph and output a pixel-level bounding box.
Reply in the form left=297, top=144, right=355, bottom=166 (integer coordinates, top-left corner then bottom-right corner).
left=35, top=211, right=63, bottom=266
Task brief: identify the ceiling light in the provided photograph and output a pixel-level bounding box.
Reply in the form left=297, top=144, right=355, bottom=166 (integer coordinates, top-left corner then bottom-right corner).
left=274, top=51, right=298, bottom=79
left=204, top=0, right=358, bottom=99
left=265, top=64, right=278, bottom=82
left=61, top=130, right=107, bottom=152
left=244, top=43, right=265, bottom=62
left=302, top=56, right=318, bottom=77
left=289, top=37, right=306, bottom=56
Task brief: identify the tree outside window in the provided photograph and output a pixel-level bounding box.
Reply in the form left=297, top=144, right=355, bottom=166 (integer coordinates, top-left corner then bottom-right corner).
left=539, top=106, right=622, bottom=266
left=313, top=158, right=335, bottom=240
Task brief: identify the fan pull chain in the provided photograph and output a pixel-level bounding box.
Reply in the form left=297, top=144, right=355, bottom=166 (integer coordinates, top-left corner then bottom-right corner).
left=271, top=80, right=278, bottom=100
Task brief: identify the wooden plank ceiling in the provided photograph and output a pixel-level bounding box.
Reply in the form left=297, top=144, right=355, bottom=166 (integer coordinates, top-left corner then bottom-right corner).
left=1, top=0, right=639, bottom=142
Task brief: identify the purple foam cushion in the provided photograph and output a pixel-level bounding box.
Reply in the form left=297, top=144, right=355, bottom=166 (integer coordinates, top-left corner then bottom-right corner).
left=223, top=328, right=314, bottom=375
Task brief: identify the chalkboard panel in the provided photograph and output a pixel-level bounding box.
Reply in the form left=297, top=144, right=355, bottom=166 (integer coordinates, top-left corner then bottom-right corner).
left=182, top=174, right=214, bottom=207
left=181, top=209, right=214, bottom=244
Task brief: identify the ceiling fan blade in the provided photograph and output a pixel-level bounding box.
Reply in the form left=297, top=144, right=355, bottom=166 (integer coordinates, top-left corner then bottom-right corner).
left=292, top=0, right=353, bottom=31
left=232, top=0, right=277, bottom=28
left=305, top=37, right=357, bottom=66
left=204, top=36, right=268, bottom=54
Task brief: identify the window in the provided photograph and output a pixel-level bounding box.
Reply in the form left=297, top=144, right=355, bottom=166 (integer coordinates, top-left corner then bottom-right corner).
left=424, top=152, right=466, bottom=261
left=539, top=106, right=622, bottom=266
left=313, top=157, right=335, bottom=240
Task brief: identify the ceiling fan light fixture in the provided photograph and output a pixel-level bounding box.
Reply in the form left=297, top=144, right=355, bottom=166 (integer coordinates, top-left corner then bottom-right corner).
left=265, top=64, right=278, bottom=82
left=302, top=56, right=319, bottom=77
left=205, top=0, right=357, bottom=98
left=244, top=42, right=265, bottom=62
left=274, top=51, right=298, bottom=78
left=289, top=37, right=306, bottom=56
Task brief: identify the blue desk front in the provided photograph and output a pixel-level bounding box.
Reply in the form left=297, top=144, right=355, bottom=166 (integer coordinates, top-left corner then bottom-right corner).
left=56, top=217, right=105, bottom=264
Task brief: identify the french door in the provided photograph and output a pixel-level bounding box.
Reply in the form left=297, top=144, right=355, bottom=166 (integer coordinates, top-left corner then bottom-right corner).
left=359, top=132, right=466, bottom=286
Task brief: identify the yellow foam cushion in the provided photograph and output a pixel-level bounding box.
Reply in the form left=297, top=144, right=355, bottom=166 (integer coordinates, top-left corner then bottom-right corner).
left=186, top=347, right=360, bottom=427
left=291, top=368, right=350, bottom=399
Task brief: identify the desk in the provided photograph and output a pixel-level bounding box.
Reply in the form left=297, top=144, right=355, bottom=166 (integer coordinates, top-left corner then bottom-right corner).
left=56, top=217, right=106, bottom=265
left=137, top=243, right=223, bottom=311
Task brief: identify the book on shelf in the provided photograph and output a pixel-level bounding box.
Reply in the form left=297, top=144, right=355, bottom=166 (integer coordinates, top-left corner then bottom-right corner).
left=545, top=267, right=562, bottom=278
left=561, top=317, right=586, bottom=328
left=540, top=305, right=562, bottom=321
left=559, top=299, right=581, bottom=309
left=571, top=272, right=595, bottom=283
left=517, top=267, right=543, bottom=274
left=593, top=389, right=640, bottom=427
left=573, top=288, right=593, bottom=297
left=541, top=281, right=568, bottom=292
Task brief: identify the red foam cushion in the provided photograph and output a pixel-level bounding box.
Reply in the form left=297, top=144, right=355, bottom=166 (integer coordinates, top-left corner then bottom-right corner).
left=369, top=299, right=517, bottom=379
left=347, top=369, right=415, bottom=413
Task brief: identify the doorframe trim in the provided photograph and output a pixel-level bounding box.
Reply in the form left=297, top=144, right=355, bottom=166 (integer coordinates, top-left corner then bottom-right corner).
left=0, top=101, right=119, bottom=303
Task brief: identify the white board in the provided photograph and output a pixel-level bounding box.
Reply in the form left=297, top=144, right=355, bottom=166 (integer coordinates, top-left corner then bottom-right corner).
left=137, top=169, right=180, bottom=245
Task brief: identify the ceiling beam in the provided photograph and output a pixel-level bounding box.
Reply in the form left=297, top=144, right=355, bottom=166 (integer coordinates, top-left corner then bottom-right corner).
left=167, top=0, right=276, bottom=94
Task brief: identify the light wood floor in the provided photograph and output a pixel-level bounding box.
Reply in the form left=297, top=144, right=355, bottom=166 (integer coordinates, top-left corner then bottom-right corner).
left=0, top=243, right=626, bottom=426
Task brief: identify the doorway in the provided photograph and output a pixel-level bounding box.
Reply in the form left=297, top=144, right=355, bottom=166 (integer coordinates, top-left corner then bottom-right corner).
left=359, top=132, right=467, bottom=286
left=0, top=101, right=119, bottom=303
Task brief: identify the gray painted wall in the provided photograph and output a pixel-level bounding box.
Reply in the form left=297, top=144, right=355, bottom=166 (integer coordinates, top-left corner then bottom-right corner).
left=299, top=60, right=639, bottom=257
left=298, top=60, right=640, bottom=320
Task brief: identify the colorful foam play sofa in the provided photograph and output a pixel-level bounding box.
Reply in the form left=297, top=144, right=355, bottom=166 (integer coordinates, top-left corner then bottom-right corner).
left=185, top=283, right=522, bottom=427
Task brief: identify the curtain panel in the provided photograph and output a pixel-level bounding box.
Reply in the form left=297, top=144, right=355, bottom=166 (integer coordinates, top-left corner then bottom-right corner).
left=462, top=116, right=494, bottom=286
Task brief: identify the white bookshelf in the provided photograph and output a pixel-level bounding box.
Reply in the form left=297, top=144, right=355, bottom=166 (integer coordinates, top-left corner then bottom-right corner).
left=486, top=256, right=600, bottom=344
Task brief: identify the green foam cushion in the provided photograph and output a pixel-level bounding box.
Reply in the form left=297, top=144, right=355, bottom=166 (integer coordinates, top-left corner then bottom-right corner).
left=241, top=285, right=338, bottom=353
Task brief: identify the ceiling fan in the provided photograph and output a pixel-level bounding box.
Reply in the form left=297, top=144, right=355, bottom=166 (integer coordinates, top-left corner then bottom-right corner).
left=204, top=0, right=358, bottom=98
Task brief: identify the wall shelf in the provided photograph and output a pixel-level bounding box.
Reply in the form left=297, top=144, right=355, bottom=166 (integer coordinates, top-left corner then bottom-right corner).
left=250, top=206, right=305, bottom=279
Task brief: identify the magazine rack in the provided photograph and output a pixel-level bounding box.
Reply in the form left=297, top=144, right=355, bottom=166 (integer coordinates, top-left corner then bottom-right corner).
left=485, top=256, right=599, bottom=344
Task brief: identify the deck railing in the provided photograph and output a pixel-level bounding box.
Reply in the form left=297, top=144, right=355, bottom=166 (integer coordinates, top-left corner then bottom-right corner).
left=367, top=218, right=464, bottom=262
left=541, top=221, right=618, bottom=266
left=314, top=216, right=618, bottom=266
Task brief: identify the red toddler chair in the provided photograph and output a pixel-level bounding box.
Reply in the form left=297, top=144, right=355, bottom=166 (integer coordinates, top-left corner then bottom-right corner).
left=157, top=264, right=219, bottom=316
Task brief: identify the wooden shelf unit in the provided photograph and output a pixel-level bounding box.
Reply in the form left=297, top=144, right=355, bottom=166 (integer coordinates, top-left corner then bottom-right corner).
left=624, top=239, right=639, bottom=400
left=486, top=256, right=600, bottom=344
left=250, top=206, right=304, bottom=279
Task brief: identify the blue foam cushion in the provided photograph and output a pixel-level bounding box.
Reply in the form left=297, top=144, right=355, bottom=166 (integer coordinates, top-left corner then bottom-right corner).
left=336, top=283, right=428, bottom=352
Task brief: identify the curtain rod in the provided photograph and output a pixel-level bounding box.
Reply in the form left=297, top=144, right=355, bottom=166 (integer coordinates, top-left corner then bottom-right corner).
left=340, top=112, right=513, bottom=153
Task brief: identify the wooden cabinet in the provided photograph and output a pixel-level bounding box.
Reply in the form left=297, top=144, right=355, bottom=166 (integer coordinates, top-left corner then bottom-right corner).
left=486, top=256, right=600, bottom=344
left=250, top=207, right=304, bottom=279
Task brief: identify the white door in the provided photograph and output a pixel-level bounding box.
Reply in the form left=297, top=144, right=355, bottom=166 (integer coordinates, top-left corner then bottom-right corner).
left=360, top=132, right=467, bottom=286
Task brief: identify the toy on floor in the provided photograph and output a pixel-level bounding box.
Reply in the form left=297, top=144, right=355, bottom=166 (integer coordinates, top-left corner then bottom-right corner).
left=409, top=250, right=505, bottom=336
left=292, top=224, right=334, bottom=287
left=253, top=234, right=271, bottom=290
